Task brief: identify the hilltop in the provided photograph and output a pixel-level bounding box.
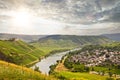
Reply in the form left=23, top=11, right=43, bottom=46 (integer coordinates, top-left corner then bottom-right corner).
left=0, top=33, right=46, bottom=42
left=33, top=35, right=112, bottom=47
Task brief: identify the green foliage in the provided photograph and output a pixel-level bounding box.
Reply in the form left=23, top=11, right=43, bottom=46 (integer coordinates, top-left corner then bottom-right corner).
left=108, top=72, right=113, bottom=77
left=106, top=78, right=115, bottom=80
left=49, top=64, right=57, bottom=74
left=64, top=57, right=90, bottom=72
left=80, top=42, right=120, bottom=52
left=64, top=57, right=73, bottom=69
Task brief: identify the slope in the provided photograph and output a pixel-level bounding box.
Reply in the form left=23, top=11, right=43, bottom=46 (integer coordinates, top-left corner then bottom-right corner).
left=32, top=35, right=112, bottom=48
left=0, top=60, right=56, bottom=80
left=0, top=39, right=44, bottom=65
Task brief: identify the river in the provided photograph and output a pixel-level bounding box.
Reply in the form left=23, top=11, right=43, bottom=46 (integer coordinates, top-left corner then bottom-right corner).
left=32, top=48, right=80, bottom=75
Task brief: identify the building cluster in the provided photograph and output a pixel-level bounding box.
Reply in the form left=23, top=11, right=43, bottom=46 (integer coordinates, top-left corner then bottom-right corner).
left=69, top=49, right=120, bottom=67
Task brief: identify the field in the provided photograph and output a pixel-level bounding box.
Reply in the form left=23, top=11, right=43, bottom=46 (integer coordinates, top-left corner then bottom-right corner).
left=93, top=66, right=120, bottom=75
left=54, top=71, right=108, bottom=80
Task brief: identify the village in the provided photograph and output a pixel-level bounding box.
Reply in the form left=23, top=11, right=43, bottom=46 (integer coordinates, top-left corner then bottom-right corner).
left=69, top=49, right=120, bottom=67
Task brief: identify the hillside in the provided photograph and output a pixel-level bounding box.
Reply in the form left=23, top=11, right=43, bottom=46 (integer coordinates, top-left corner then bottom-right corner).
left=0, top=60, right=56, bottom=80
left=33, top=35, right=112, bottom=48
left=0, top=39, right=45, bottom=65
left=0, top=33, right=46, bottom=42
left=103, top=33, right=120, bottom=41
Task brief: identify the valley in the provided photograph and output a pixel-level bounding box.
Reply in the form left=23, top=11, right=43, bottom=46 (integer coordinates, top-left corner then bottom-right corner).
left=0, top=34, right=120, bottom=80
left=0, top=0, right=119, bottom=80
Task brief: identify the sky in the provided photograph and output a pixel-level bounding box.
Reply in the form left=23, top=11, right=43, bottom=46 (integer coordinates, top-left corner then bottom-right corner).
left=0, top=0, right=120, bottom=35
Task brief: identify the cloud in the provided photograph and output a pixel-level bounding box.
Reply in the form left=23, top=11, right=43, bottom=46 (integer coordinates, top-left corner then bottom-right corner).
left=0, top=0, right=119, bottom=35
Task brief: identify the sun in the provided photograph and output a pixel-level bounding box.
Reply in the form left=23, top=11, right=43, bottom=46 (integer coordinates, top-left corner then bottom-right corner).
left=11, top=9, right=32, bottom=28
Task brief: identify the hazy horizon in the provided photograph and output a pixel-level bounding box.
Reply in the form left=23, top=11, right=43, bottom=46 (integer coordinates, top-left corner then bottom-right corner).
left=0, top=0, right=120, bottom=35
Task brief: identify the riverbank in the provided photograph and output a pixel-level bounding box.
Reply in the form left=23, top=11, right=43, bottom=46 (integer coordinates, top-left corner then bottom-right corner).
left=25, top=49, right=71, bottom=67
left=54, top=56, right=68, bottom=72
left=31, top=48, right=81, bottom=75
left=31, top=50, right=73, bottom=74
left=50, top=55, right=110, bottom=80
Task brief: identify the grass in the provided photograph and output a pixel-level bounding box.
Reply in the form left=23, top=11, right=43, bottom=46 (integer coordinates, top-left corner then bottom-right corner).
left=54, top=71, right=108, bottom=80
left=93, top=66, right=120, bottom=74
left=0, top=60, right=56, bottom=80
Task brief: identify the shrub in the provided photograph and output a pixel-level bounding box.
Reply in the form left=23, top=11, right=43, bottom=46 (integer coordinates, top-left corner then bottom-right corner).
left=106, top=77, right=114, bottom=80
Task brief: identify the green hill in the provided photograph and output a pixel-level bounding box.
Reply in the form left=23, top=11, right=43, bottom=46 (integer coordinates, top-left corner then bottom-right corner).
left=0, top=39, right=45, bottom=65
left=32, top=35, right=111, bottom=48
left=0, top=60, right=56, bottom=80
left=31, top=35, right=112, bottom=56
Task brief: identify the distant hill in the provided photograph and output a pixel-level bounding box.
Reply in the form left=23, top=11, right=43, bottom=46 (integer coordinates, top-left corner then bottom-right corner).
left=0, top=33, right=46, bottom=42
left=103, top=33, right=120, bottom=41
left=32, top=35, right=112, bottom=48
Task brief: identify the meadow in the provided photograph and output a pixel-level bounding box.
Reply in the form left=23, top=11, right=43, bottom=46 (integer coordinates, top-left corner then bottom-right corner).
left=0, top=60, right=56, bottom=80
left=54, top=71, right=109, bottom=80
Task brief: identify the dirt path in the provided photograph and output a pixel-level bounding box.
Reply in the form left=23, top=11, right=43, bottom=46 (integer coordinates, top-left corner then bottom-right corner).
left=55, top=56, right=68, bottom=72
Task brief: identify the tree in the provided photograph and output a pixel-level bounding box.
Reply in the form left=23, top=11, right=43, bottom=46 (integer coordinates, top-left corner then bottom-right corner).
left=102, top=71, right=105, bottom=76
left=91, top=67, right=94, bottom=71
left=84, top=66, right=90, bottom=72
left=108, top=72, right=113, bottom=77
left=106, top=77, right=114, bottom=80
left=34, top=66, right=41, bottom=73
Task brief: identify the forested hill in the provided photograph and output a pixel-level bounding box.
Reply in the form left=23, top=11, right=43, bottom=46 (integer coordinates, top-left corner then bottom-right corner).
left=36, top=35, right=112, bottom=47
